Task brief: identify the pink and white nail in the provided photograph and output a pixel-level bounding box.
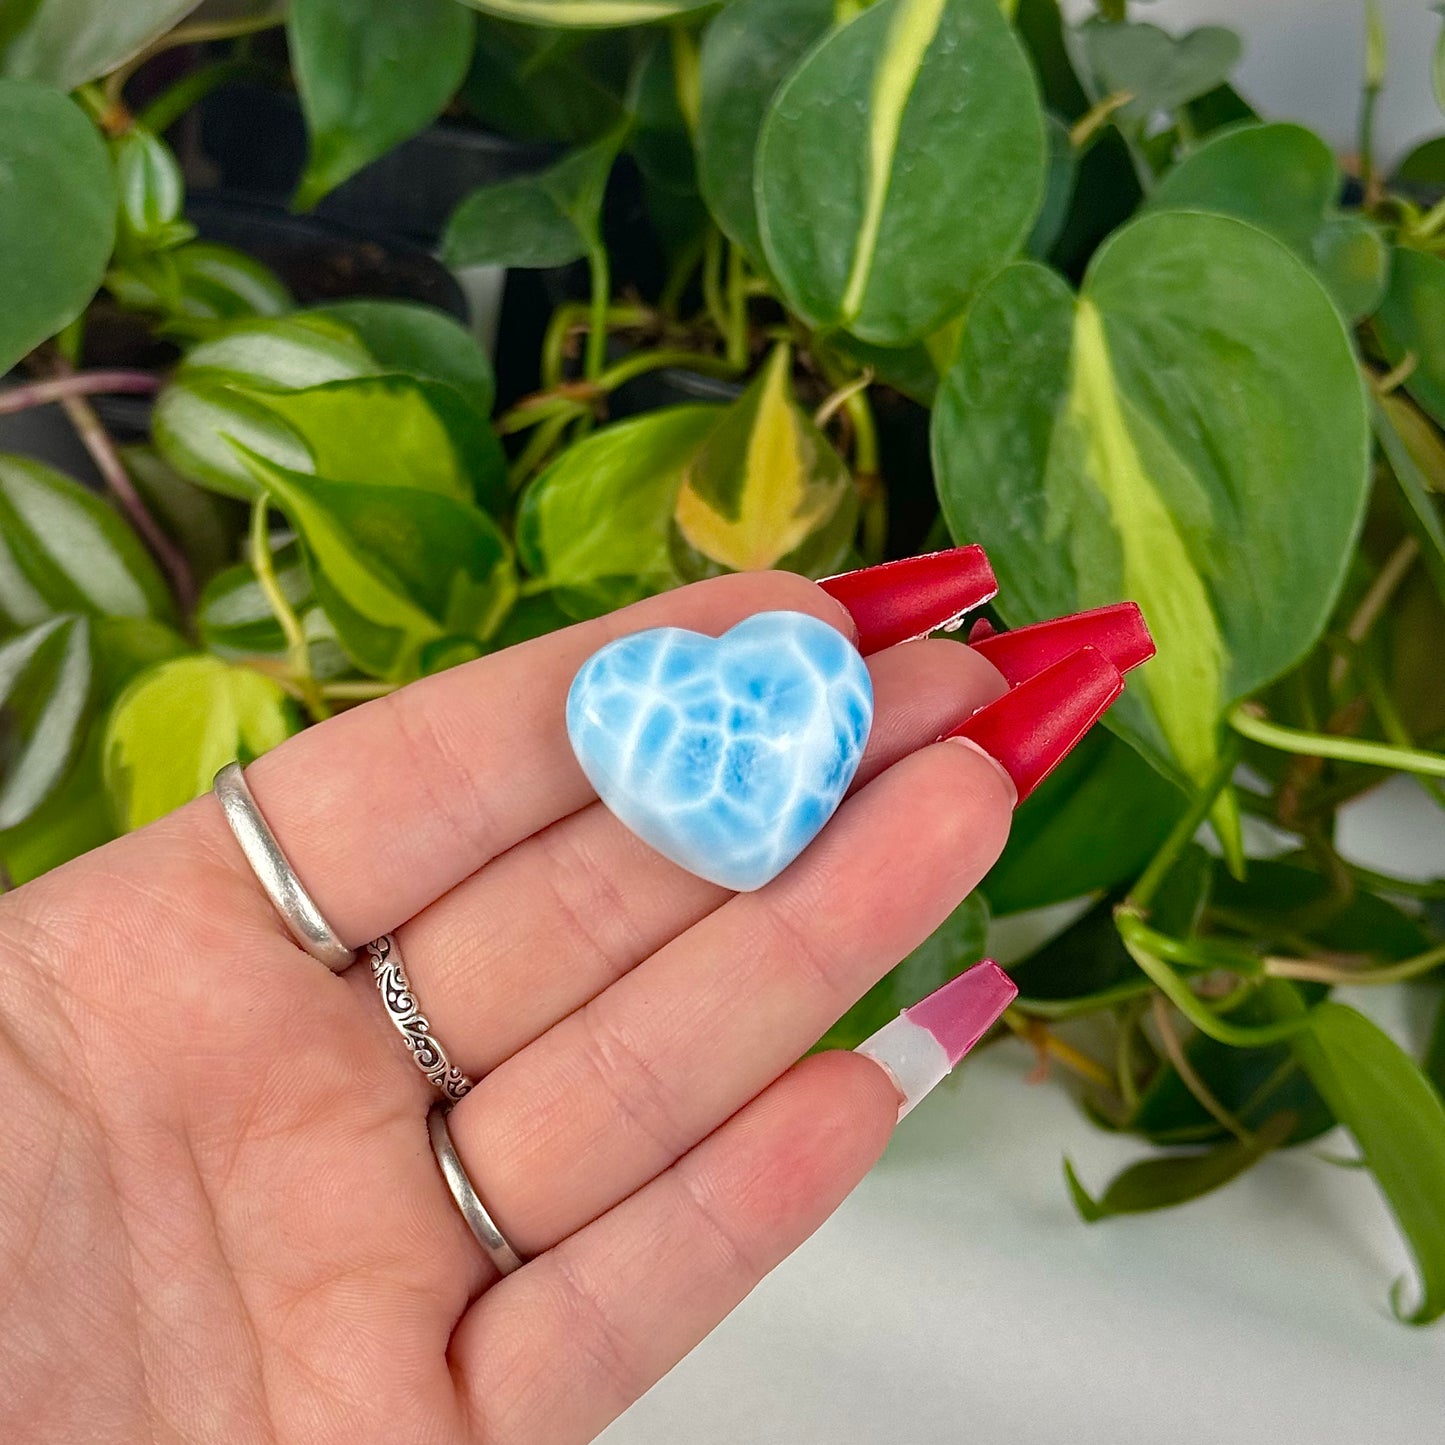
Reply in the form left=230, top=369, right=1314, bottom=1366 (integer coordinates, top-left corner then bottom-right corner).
left=856, top=960, right=1017, bottom=1119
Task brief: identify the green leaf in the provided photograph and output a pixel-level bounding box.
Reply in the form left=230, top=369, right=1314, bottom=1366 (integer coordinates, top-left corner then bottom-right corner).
left=111, top=126, right=188, bottom=248
left=1426, top=992, right=1445, bottom=1098
left=290, top=0, right=475, bottom=211
left=755, top=0, right=1046, bottom=346
left=1434, top=5, right=1445, bottom=115
left=319, top=300, right=496, bottom=416
left=1374, top=247, right=1445, bottom=431
left=444, top=127, right=623, bottom=269
left=1372, top=395, right=1445, bottom=598
left=239, top=451, right=516, bottom=680
left=1064, top=1109, right=1296, bottom=1222
left=462, top=17, right=627, bottom=145
left=671, top=345, right=856, bottom=580
left=516, top=404, right=720, bottom=620
left=983, top=728, right=1184, bottom=916
left=1292, top=1003, right=1445, bottom=1324
left=1078, top=18, right=1242, bottom=122
left=817, top=894, right=989, bottom=1050
left=0, top=0, right=201, bottom=89
left=103, top=654, right=299, bottom=831
left=1014, top=0, right=1089, bottom=121
left=0, top=80, right=115, bottom=374
left=107, top=241, right=293, bottom=332
left=456, top=0, right=714, bottom=25
left=696, top=0, right=834, bottom=265
left=1147, top=122, right=1388, bottom=320
left=1026, top=115, right=1077, bottom=262
left=0, top=455, right=173, bottom=628
left=259, top=376, right=506, bottom=509
left=198, top=543, right=312, bottom=659
left=0, top=615, right=93, bottom=829
left=1393, top=135, right=1445, bottom=187
left=120, top=444, right=242, bottom=589
left=932, top=211, right=1370, bottom=794
left=154, top=306, right=503, bottom=504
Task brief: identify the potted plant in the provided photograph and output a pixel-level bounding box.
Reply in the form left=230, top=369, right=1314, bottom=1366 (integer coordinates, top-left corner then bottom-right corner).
left=1, top=0, right=1443, bottom=1327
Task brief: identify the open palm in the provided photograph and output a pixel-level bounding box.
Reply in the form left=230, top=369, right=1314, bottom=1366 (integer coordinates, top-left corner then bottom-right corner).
left=0, top=571, right=1014, bottom=1445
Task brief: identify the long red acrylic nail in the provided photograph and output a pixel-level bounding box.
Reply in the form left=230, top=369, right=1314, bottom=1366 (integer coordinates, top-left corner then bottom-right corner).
left=970, top=602, right=1155, bottom=687
left=948, top=646, right=1125, bottom=802
left=819, top=545, right=998, bottom=655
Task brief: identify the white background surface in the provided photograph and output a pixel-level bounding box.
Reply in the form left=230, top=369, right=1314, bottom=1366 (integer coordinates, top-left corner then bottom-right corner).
left=604, top=7, right=1445, bottom=1440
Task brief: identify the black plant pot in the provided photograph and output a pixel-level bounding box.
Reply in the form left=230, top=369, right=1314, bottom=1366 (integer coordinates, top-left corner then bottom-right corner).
left=193, top=82, right=556, bottom=248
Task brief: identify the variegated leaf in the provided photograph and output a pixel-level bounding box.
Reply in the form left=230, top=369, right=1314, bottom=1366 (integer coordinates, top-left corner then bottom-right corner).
left=932, top=211, right=1369, bottom=794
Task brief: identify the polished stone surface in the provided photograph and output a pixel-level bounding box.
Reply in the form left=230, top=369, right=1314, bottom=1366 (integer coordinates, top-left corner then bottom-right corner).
left=567, top=611, right=874, bottom=891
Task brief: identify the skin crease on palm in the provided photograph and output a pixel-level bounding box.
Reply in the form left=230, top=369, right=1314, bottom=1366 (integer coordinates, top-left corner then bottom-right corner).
left=0, top=571, right=1016, bottom=1445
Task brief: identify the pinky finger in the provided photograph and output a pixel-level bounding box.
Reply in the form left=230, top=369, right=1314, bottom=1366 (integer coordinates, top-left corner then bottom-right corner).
left=447, top=1051, right=900, bottom=1445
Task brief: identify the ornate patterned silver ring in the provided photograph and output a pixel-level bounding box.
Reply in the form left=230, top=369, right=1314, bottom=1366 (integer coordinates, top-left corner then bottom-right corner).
left=213, top=761, right=355, bottom=972
left=366, top=934, right=475, bottom=1101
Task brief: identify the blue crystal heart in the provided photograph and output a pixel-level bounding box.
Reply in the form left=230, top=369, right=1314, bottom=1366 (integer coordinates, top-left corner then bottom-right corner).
left=566, top=611, right=874, bottom=891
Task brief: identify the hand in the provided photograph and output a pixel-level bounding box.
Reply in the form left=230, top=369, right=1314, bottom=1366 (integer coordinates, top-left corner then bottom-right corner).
left=0, top=570, right=1032, bottom=1444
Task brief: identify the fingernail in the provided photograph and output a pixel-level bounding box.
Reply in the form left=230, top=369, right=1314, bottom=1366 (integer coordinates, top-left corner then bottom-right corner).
left=945, top=647, right=1125, bottom=803
left=819, top=545, right=998, bottom=655
left=970, top=602, right=1155, bottom=687
left=856, top=960, right=1017, bottom=1120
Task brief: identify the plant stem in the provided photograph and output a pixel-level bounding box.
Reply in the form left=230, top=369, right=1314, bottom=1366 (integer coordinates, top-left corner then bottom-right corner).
left=1230, top=703, right=1445, bottom=779
left=1327, top=535, right=1418, bottom=692
left=1151, top=993, right=1255, bottom=1143
left=1114, top=995, right=1151, bottom=1113
left=724, top=242, right=749, bottom=370
left=1264, top=940, right=1445, bottom=987
left=701, top=227, right=729, bottom=342
left=320, top=680, right=400, bottom=701
left=1346, top=864, right=1445, bottom=901
left=1358, top=0, right=1387, bottom=200
left=250, top=495, right=328, bottom=722
left=1069, top=92, right=1134, bottom=151
left=597, top=347, right=744, bottom=392
left=1375, top=351, right=1420, bottom=394
left=49, top=363, right=194, bottom=611
left=668, top=23, right=702, bottom=133
left=1128, top=746, right=1237, bottom=914
left=1001, top=1009, right=1116, bottom=1091
left=137, top=58, right=255, bottom=137
left=508, top=411, right=575, bottom=490
left=0, top=370, right=163, bottom=415
left=584, top=245, right=611, bottom=384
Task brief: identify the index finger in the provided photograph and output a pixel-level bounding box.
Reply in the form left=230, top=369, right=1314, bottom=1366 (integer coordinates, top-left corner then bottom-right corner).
left=180, top=571, right=858, bottom=947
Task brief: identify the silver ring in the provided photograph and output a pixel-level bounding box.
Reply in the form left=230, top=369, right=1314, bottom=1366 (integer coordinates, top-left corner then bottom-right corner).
left=428, top=1104, right=526, bottom=1276
left=213, top=761, right=354, bottom=973
left=366, top=935, right=475, bottom=1101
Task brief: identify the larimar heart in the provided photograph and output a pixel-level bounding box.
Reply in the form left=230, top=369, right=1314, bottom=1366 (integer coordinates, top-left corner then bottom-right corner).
left=566, top=611, right=874, bottom=891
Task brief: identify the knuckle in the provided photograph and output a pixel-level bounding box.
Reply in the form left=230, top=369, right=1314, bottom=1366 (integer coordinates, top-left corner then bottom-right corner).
left=578, top=1003, right=693, bottom=1162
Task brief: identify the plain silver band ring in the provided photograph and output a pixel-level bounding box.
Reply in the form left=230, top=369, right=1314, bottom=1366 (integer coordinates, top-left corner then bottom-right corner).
left=428, top=1104, right=526, bottom=1275
left=213, top=761, right=355, bottom=973
left=366, top=935, right=475, bottom=1101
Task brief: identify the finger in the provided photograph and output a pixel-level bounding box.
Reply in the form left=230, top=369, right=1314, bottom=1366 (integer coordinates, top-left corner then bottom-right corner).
left=448, top=732, right=1013, bottom=1252
left=163, top=571, right=855, bottom=948
left=449, top=1051, right=898, bottom=1445
left=376, top=637, right=1007, bottom=1076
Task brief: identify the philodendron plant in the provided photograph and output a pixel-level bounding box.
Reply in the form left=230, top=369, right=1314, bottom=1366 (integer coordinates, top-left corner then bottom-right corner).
left=2, top=0, right=1445, bottom=1324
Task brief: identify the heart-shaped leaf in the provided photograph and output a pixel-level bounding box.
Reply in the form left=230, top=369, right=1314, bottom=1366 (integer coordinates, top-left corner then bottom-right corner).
left=756, top=0, right=1046, bottom=345
left=0, top=0, right=202, bottom=89
left=1292, top=1002, right=1445, bottom=1324
left=0, top=455, right=174, bottom=628
left=103, top=654, right=299, bottom=831
left=1147, top=122, right=1388, bottom=320
left=108, top=241, right=293, bottom=332
left=817, top=894, right=989, bottom=1050
left=1373, top=247, right=1445, bottom=430
left=290, top=0, right=475, bottom=211
left=1079, top=18, right=1242, bottom=121
left=0, top=614, right=93, bottom=829
left=933, top=212, right=1370, bottom=794
left=0, top=80, right=115, bottom=374
left=516, top=404, right=721, bottom=619
left=671, top=345, right=856, bottom=580
left=444, top=127, right=623, bottom=269
left=456, top=0, right=714, bottom=25
left=696, top=0, right=834, bottom=264
left=240, top=451, right=516, bottom=680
